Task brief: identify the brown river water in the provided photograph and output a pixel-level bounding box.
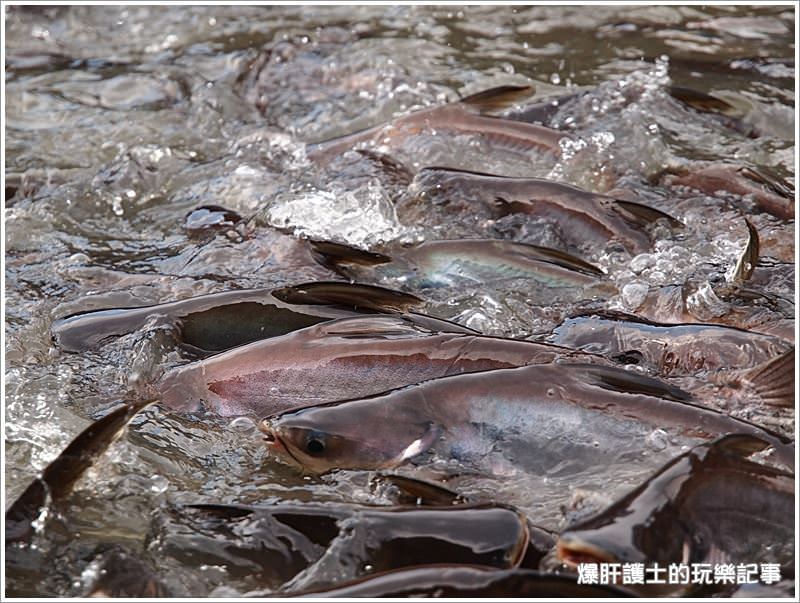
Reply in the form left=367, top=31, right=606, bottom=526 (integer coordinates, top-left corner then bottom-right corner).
left=4, top=4, right=795, bottom=597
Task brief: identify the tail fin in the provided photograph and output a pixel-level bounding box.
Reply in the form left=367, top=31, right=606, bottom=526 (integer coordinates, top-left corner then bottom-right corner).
left=729, top=219, right=760, bottom=284
left=740, top=347, right=795, bottom=407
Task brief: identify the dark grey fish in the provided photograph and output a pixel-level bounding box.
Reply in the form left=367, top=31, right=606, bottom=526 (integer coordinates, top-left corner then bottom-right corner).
left=83, top=548, right=171, bottom=597
left=557, top=434, right=794, bottom=595
left=260, top=362, right=793, bottom=476
left=291, top=566, right=637, bottom=597
left=51, top=283, right=469, bottom=355
left=155, top=501, right=529, bottom=593
left=5, top=399, right=154, bottom=544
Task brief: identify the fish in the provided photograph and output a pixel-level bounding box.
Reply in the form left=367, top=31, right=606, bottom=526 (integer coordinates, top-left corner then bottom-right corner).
left=547, top=310, right=792, bottom=377
left=399, top=167, right=680, bottom=254
left=666, top=85, right=757, bottom=137
left=158, top=314, right=605, bottom=416
left=309, top=238, right=609, bottom=298
left=290, top=566, right=637, bottom=597
left=5, top=399, right=154, bottom=544
left=155, top=501, right=529, bottom=593
left=82, top=547, right=171, bottom=597
left=557, top=434, right=795, bottom=595
left=51, top=282, right=470, bottom=355
left=306, top=85, right=569, bottom=162
left=661, top=163, right=794, bottom=220
left=260, top=362, right=793, bottom=476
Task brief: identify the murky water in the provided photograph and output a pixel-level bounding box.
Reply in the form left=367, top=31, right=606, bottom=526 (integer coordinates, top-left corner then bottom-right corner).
left=4, top=4, right=795, bottom=596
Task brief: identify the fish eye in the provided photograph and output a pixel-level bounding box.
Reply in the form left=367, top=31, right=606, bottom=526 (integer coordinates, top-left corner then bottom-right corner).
left=306, top=436, right=326, bottom=455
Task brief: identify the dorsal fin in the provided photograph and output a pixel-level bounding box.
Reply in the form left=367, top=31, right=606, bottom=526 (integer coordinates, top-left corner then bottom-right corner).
left=738, top=347, right=795, bottom=407
left=729, top=219, right=760, bottom=284
left=614, top=199, right=683, bottom=228
left=459, top=85, right=535, bottom=113
left=708, top=434, right=775, bottom=458
left=272, top=281, right=423, bottom=312
left=316, top=316, right=432, bottom=338
left=308, top=240, right=392, bottom=268
left=504, top=241, right=605, bottom=277
left=354, top=149, right=414, bottom=187
left=574, top=364, right=694, bottom=402
left=668, top=85, right=740, bottom=117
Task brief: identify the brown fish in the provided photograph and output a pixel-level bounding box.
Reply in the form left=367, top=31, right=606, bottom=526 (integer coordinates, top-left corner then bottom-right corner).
left=400, top=167, right=680, bottom=254
left=662, top=163, right=794, bottom=219
left=159, top=314, right=603, bottom=417
left=307, top=85, right=569, bottom=161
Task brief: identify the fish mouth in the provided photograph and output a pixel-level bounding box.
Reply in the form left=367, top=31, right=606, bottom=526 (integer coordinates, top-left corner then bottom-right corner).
left=557, top=537, right=617, bottom=568
left=259, top=420, right=303, bottom=468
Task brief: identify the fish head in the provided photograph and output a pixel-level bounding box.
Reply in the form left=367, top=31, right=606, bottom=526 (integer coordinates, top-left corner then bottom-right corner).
left=259, top=401, right=441, bottom=474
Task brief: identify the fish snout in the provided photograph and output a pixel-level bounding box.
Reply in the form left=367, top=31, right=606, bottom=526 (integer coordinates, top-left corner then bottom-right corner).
left=556, top=534, right=618, bottom=568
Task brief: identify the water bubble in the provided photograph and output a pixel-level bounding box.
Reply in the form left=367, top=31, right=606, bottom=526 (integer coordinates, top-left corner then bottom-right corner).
left=150, top=474, right=169, bottom=494
left=229, top=417, right=256, bottom=432
left=550, top=73, right=561, bottom=85
left=621, top=282, right=648, bottom=310
left=630, top=253, right=655, bottom=273
left=646, top=429, right=669, bottom=451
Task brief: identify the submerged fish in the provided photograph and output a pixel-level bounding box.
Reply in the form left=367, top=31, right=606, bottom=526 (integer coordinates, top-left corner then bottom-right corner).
left=557, top=434, right=795, bottom=595
left=306, top=85, right=569, bottom=161
left=158, top=314, right=604, bottom=417
left=548, top=310, right=791, bottom=376
left=662, top=163, right=794, bottom=220
left=155, top=501, right=529, bottom=593
left=291, top=566, right=636, bottom=598
left=399, top=167, right=680, bottom=254
left=260, top=362, right=793, bottom=476
left=310, top=238, right=608, bottom=299
left=51, top=282, right=467, bottom=355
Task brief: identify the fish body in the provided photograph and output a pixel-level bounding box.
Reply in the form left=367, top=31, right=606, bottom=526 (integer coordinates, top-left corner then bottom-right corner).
left=312, top=239, right=607, bottom=298
left=557, top=434, right=794, bottom=594
left=307, top=86, right=568, bottom=162
left=51, top=283, right=465, bottom=355
left=403, top=168, right=674, bottom=254
left=261, top=362, right=792, bottom=476
left=549, top=312, right=791, bottom=376
left=156, top=501, right=529, bottom=593
left=159, top=314, right=602, bottom=416
left=292, top=566, right=637, bottom=598
left=663, top=163, right=794, bottom=219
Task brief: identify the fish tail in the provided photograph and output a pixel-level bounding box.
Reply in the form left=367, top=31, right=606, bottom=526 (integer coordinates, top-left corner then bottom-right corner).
left=729, top=219, right=760, bottom=284
left=740, top=347, right=795, bottom=407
